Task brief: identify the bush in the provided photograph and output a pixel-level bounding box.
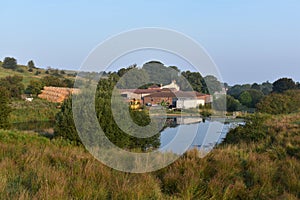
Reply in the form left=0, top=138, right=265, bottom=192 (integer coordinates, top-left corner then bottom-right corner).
left=2, top=57, right=17, bottom=70
left=223, top=114, right=270, bottom=144
left=0, top=87, right=12, bottom=129
left=16, top=68, right=25, bottom=73
left=54, top=97, right=81, bottom=145
left=257, top=90, right=300, bottom=114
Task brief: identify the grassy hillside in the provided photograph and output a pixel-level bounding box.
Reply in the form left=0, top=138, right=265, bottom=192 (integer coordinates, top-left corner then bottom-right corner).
left=0, top=113, right=299, bottom=199
left=0, top=62, right=76, bottom=87
left=9, top=99, right=60, bottom=123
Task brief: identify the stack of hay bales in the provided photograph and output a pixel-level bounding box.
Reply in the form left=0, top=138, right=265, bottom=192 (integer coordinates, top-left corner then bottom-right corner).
left=38, top=86, right=80, bottom=103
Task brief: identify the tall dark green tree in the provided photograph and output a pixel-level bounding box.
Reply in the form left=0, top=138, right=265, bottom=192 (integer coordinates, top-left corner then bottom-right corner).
left=54, top=97, right=80, bottom=144
left=272, top=78, right=296, bottom=93
left=261, top=81, right=273, bottom=95
left=0, top=75, right=24, bottom=98
left=247, top=89, right=264, bottom=107
left=239, top=91, right=252, bottom=107
left=181, top=71, right=203, bottom=92
left=96, top=74, right=160, bottom=150
left=251, top=83, right=261, bottom=90
left=27, top=60, right=35, bottom=69
left=55, top=70, right=160, bottom=150
left=203, top=75, right=222, bottom=94
left=2, top=57, right=17, bottom=70
left=0, top=87, right=12, bottom=129
left=227, top=84, right=251, bottom=99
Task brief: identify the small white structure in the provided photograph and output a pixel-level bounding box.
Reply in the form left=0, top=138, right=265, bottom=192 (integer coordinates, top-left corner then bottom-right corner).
left=25, top=97, right=33, bottom=102
left=176, top=99, right=205, bottom=109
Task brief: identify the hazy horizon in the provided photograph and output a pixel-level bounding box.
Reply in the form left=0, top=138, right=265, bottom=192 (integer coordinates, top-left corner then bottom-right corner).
left=1, top=1, right=299, bottom=85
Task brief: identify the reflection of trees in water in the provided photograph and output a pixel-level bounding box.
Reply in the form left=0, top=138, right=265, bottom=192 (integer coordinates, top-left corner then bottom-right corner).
left=12, top=121, right=54, bottom=133
left=165, top=118, right=179, bottom=128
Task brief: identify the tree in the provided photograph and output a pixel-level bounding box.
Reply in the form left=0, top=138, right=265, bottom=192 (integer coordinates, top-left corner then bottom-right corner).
left=2, top=57, right=17, bottom=70
left=226, top=95, right=242, bottom=112
left=25, top=80, right=44, bottom=96
left=227, top=84, right=251, bottom=99
left=261, top=81, right=273, bottom=95
left=0, top=75, right=24, bottom=98
left=239, top=91, right=252, bottom=107
left=251, top=83, right=261, bottom=90
left=213, top=95, right=242, bottom=112
left=95, top=75, right=160, bottom=150
left=55, top=70, right=160, bottom=150
left=203, top=75, right=222, bottom=94
left=27, top=60, right=35, bottom=69
left=41, top=76, right=65, bottom=87
left=272, top=78, right=296, bottom=93
left=257, top=90, right=300, bottom=114
left=143, top=61, right=176, bottom=86
left=247, top=89, right=264, bottom=107
left=181, top=71, right=203, bottom=92
left=0, top=87, right=12, bottom=129
left=116, top=67, right=150, bottom=89
left=54, top=97, right=81, bottom=144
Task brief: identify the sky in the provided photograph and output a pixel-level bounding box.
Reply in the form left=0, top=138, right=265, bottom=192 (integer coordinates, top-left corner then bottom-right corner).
left=1, top=0, right=300, bottom=85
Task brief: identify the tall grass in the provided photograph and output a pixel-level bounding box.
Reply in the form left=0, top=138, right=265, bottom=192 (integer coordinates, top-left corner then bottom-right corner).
left=9, top=99, right=59, bottom=123
left=0, top=113, right=299, bottom=199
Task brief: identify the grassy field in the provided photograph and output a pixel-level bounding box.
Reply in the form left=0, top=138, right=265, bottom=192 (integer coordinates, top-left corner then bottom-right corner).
left=0, top=63, right=76, bottom=87
left=9, top=99, right=60, bottom=123
left=0, top=113, right=299, bottom=199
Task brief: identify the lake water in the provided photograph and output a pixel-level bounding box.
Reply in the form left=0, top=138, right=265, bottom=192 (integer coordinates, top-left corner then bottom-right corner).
left=12, top=117, right=243, bottom=154
left=159, top=117, right=243, bottom=154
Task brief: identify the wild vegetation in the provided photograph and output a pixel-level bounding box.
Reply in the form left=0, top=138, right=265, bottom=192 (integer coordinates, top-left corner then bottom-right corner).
left=0, top=57, right=300, bottom=199
left=9, top=99, right=59, bottom=123
left=0, top=112, right=299, bottom=199
left=55, top=73, right=160, bottom=150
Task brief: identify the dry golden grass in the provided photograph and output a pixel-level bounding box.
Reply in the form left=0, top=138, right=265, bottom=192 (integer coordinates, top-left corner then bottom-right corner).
left=0, top=113, right=299, bottom=199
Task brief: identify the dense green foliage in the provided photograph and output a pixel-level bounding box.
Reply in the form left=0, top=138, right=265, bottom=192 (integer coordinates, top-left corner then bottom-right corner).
left=257, top=90, right=300, bottom=114
left=203, top=75, right=222, bottom=94
left=181, top=70, right=204, bottom=92
left=224, top=114, right=270, bottom=144
left=238, top=91, right=252, bottom=107
left=0, top=75, right=24, bottom=98
left=25, top=80, right=44, bottom=96
left=0, top=87, right=12, bottom=129
left=55, top=73, right=160, bottom=150
left=41, top=76, right=74, bottom=88
left=54, top=97, right=80, bottom=144
left=9, top=99, right=59, bottom=123
left=96, top=75, right=160, bottom=150
left=213, top=95, right=242, bottom=112
left=117, top=61, right=223, bottom=94
left=27, top=60, right=35, bottom=70
left=272, top=77, right=297, bottom=93
left=226, top=78, right=299, bottom=111
left=2, top=57, right=17, bottom=70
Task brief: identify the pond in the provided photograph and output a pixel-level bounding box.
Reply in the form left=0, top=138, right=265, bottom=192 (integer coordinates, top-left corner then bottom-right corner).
left=12, top=121, right=55, bottom=137
left=159, top=117, right=244, bottom=154
left=12, top=117, right=243, bottom=154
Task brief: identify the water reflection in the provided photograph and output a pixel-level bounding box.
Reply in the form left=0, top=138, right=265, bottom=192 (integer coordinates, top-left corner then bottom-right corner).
left=160, top=117, right=242, bottom=154
left=11, top=118, right=243, bottom=155
left=12, top=121, right=55, bottom=137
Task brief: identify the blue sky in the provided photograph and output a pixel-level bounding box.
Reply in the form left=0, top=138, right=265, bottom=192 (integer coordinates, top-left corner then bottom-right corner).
left=1, top=0, right=299, bottom=85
